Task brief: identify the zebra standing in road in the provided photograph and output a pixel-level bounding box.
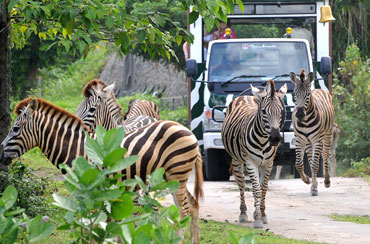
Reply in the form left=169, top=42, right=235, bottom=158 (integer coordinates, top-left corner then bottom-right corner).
left=76, top=80, right=157, bottom=133
left=124, top=99, right=160, bottom=120
left=221, top=80, right=287, bottom=228
left=0, top=98, right=203, bottom=244
left=290, top=70, right=334, bottom=196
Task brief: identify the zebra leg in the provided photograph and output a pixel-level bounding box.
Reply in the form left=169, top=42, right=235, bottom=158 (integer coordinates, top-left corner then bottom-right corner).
left=309, top=142, right=323, bottom=196
left=232, top=159, right=248, bottom=223
left=323, top=133, right=333, bottom=188
left=260, top=162, right=273, bottom=224
left=171, top=182, right=192, bottom=244
left=246, top=161, right=263, bottom=228
left=295, top=144, right=310, bottom=184
left=186, top=190, right=200, bottom=244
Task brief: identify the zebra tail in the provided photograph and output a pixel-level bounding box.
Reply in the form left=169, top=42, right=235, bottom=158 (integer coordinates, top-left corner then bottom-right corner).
left=193, top=147, right=204, bottom=205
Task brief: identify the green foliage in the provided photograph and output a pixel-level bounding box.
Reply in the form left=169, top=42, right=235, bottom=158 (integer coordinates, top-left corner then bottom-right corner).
left=185, top=219, right=322, bottom=244
left=53, top=126, right=188, bottom=243
left=341, top=157, right=370, bottom=178
left=333, top=44, right=370, bottom=170
left=0, top=161, right=53, bottom=218
left=330, top=214, right=370, bottom=224
left=0, top=185, right=55, bottom=244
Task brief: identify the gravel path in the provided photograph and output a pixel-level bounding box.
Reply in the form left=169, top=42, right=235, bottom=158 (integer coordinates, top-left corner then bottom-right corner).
left=166, top=177, right=370, bottom=244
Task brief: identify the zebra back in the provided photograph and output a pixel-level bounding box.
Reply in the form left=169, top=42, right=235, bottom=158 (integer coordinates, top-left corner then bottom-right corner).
left=123, top=99, right=160, bottom=120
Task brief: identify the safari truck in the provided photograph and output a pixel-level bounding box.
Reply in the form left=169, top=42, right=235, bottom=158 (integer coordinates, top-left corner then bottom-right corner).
left=186, top=1, right=334, bottom=180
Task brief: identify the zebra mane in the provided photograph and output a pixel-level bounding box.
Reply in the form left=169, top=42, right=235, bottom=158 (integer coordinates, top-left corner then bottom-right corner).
left=15, top=97, right=91, bottom=132
left=83, top=79, right=108, bottom=97
left=299, top=69, right=306, bottom=83
left=267, top=79, right=276, bottom=97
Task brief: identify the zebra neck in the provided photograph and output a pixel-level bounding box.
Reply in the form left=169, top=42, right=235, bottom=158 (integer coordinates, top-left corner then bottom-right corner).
left=247, top=109, right=268, bottom=142
left=36, top=112, right=88, bottom=167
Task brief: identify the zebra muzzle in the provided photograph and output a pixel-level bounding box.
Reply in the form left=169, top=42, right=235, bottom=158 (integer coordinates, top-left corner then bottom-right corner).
left=268, top=128, right=282, bottom=146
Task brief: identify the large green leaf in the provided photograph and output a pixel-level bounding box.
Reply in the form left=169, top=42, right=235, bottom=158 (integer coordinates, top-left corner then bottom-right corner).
left=85, top=136, right=105, bottom=166
left=73, top=156, right=94, bottom=179
left=103, top=148, right=126, bottom=168
left=2, top=185, right=17, bottom=210
left=93, top=189, right=122, bottom=202
left=111, top=194, right=133, bottom=220
left=27, top=216, right=55, bottom=243
left=107, top=155, right=138, bottom=174
left=81, top=168, right=100, bottom=187
left=53, top=193, right=78, bottom=212
left=189, top=10, right=199, bottom=24
left=103, top=127, right=125, bottom=153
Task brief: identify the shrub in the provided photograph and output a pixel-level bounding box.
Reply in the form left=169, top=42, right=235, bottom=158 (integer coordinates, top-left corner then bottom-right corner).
left=333, top=43, right=370, bottom=171
left=0, top=161, right=53, bottom=218
left=53, top=126, right=189, bottom=243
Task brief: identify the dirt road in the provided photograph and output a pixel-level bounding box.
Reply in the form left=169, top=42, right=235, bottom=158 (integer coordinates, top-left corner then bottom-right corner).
left=166, top=177, right=370, bottom=244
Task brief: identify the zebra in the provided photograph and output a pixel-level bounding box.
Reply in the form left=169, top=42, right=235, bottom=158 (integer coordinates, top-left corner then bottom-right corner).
left=221, top=80, right=287, bottom=228
left=290, top=70, right=334, bottom=196
left=123, top=99, right=160, bottom=120
left=0, top=98, right=203, bottom=244
left=76, top=80, right=157, bottom=133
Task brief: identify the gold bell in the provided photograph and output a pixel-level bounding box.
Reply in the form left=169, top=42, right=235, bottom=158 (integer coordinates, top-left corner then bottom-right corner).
left=319, top=5, right=336, bottom=23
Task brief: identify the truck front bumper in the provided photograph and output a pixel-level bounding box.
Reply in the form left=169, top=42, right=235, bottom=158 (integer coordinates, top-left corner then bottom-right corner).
left=203, top=131, right=296, bottom=150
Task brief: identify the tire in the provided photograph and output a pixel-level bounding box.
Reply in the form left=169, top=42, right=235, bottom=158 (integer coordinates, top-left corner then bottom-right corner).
left=204, top=149, right=230, bottom=181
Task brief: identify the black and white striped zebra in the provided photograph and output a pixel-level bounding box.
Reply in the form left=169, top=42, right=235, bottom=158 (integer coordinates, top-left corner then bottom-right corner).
left=0, top=98, right=203, bottom=244
left=123, top=99, right=160, bottom=120
left=221, top=80, right=287, bottom=228
left=76, top=80, right=157, bottom=133
left=290, top=70, right=334, bottom=196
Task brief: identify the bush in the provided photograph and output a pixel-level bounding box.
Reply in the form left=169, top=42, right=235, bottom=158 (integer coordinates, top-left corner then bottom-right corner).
left=0, top=161, right=53, bottom=218
left=333, top=44, right=370, bottom=171
left=341, top=157, right=370, bottom=178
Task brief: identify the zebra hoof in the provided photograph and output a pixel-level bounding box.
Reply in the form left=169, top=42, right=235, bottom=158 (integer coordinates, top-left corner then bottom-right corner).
left=303, top=177, right=310, bottom=185
left=262, top=216, right=268, bottom=224
left=311, top=189, right=318, bottom=196
left=325, top=179, right=331, bottom=188
left=254, top=219, right=263, bottom=228
left=239, top=214, right=248, bottom=223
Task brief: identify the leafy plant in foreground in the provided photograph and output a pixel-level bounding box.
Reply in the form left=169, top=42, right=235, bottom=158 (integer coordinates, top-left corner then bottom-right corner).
left=0, top=185, right=54, bottom=244
left=53, top=126, right=189, bottom=243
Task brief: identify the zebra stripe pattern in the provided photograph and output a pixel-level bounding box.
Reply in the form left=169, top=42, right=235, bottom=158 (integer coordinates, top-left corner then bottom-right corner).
left=123, top=99, right=160, bottom=120
left=290, top=70, right=334, bottom=196
left=77, top=80, right=156, bottom=133
left=221, top=80, right=287, bottom=228
left=0, top=98, right=203, bottom=244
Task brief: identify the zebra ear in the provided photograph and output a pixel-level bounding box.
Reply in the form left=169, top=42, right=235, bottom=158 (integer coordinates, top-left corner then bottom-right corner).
left=101, top=83, right=115, bottom=98
left=290, top=72, right=299, bottom=84
left=277, top=83, right=287, bottom=99
left=306, top=72, right=315, bottom=84
left=251, top=84, right=261, bottom=97
left=25, top=99, right=38, bottom=118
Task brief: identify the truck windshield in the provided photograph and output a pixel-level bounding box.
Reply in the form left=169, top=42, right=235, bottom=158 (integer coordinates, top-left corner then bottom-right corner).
left=208, top=41, right=310, bottom=82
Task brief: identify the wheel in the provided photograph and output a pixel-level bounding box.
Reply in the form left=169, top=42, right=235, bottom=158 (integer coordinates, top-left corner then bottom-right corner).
left=204, top=149, right=230, bottom=181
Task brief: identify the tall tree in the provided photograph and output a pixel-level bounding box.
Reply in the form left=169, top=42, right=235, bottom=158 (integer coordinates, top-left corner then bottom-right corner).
left=0, top=0, right=244, bottom=141
left=0, top=0, right=11, bottom=141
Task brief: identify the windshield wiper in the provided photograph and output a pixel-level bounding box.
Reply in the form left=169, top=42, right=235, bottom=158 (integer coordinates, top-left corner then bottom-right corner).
left=221, top=75, right=267, bottom=87
left=271, top=74, right=290, bottom=80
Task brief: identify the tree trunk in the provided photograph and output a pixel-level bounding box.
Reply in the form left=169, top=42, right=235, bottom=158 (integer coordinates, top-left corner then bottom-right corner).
left=0, top=0, right=11, bottom=141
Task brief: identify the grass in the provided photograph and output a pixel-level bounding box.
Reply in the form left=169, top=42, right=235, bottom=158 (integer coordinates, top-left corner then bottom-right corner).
left=183, top=219, right=324, bottom=244
left=329, top=214, right=370, bottom=224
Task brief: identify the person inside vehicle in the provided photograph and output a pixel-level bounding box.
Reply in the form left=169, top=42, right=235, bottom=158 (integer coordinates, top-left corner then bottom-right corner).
left=212, top=20, right=237, bottom=40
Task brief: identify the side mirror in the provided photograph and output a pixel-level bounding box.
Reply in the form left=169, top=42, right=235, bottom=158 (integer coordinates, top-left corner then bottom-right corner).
left=186, top=59, right=198, bottom=79
left=320, top=56, right=332, bottom=75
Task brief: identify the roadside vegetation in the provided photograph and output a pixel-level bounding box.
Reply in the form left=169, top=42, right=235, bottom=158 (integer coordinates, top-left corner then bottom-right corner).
left=329, top=214, right=370, bottom=225
left=333, top=44, right=370, bottom=178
